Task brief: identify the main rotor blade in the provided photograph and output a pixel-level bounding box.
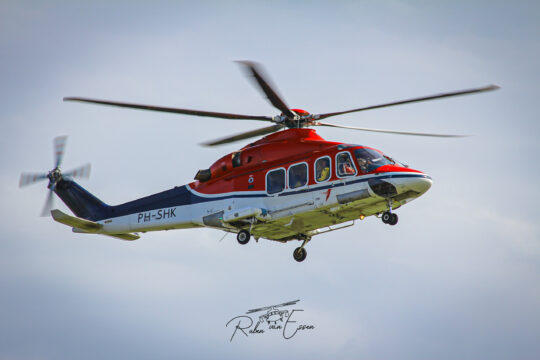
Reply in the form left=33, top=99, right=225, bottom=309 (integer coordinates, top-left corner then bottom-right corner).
left=41, top=188, right=55, bottom=217
left=19, top=173, right=48, bottom=187
left=54, top=135, right=68, bottom=168
left=64, top=163, right=91, bottom=178
left=317, top=122, right=467, bottom=137
left=236, top=61, right=296, bottom=119
left=202, top=124, right=285, bottom=146
left=64, top=97, right=274, bottom=121
left=317, top=85, right=500, bottom=120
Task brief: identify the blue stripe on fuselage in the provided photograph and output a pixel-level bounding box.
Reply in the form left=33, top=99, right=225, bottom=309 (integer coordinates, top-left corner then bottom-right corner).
left=102, top=173, right=429, bottom=220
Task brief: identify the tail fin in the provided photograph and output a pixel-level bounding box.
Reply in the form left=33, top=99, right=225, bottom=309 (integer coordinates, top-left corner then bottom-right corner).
left=53, top=179, right=110, bottom=221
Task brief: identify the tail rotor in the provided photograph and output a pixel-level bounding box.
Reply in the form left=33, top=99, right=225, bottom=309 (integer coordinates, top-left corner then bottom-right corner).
left=19, top=136, right=91, bottom=216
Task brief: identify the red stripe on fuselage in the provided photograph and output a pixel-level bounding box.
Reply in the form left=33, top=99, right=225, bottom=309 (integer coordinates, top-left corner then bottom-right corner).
left=190, top=128, right=423, bottom=195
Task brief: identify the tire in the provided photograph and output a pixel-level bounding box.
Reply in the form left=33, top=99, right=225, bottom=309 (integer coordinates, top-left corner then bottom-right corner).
left=237, top=230, right=250, bottom=245
left=293, top=247, right=307, bottom=262
left=389, top=213, right=398, bottom=226
left=382, top=212, right=392, bottom=224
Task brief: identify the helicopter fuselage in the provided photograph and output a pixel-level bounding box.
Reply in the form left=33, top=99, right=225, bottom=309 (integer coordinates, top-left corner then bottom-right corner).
left=81, top=128, right=432, bottom=242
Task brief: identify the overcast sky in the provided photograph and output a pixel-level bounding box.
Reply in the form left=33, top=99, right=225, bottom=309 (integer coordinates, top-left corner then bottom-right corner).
left=1, top=1, right=539, bottom=359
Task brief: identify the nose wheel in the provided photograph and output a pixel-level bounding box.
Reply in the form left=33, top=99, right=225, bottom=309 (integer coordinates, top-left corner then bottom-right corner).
left=382, top=211, right=398, bottom=225
left=381, top=199, right=398, bottom=225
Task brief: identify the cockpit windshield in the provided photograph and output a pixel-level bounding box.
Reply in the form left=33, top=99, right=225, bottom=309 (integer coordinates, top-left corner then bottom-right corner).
left=354, top=148, right=394, bottom=173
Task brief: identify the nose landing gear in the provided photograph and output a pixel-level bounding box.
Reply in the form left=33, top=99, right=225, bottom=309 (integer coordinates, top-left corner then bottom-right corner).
left=382, top=211, right=398, bottom=225
left=381, top=199, right=399, bottom=226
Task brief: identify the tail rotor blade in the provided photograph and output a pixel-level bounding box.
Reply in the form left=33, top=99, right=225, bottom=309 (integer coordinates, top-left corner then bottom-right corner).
left=41, top=187, right=55, bottom=217
left=54, top=136, right=68, bottom=168
left=64, top=163, right=91, bottom=178
left=19, top=173, right=48, bottom=187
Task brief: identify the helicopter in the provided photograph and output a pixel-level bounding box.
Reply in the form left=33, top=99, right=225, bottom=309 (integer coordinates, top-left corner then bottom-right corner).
left=19, top=61, right=498, bottom=262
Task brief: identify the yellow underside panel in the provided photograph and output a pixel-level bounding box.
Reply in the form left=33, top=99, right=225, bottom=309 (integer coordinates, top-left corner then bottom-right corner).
left=251, top=196, right=408, bottom=241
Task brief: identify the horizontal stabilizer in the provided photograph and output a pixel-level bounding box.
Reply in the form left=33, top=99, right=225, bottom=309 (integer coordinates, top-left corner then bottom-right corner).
left=104, top=233, right=140, bottom=241
left=51, top=209, right=102, bottom=232
left=51, top=209, right=139, bottom=241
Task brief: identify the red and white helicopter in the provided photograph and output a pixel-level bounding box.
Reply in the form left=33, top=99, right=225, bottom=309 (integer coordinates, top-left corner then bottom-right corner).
left=20, top=62, right=498, bottom=261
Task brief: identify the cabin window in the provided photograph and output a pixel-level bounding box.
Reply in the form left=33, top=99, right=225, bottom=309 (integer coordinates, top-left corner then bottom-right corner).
left=315, top=156, right=331, bottom=182
left=266, top=168, right=286, bottom=194
left=232, top=152, right=242, bottom=168
left=288, top=163, right=308, bottom=189
left=336, top=151, right=357, bottom=177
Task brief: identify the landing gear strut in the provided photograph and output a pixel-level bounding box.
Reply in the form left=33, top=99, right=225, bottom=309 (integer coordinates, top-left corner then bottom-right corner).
left=237, top=230, right=251, bottom=245
left=381, top=199, right=398, bottom=226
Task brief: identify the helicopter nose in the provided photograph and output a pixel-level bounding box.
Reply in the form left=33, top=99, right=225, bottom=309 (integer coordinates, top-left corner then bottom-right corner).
left=410, top=174, right=432, bottom=195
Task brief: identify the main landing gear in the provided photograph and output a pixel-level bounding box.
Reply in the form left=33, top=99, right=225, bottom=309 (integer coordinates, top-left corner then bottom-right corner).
left=293, top=237, right=310, bottom=262
left=236, top=230, right=251, bottom=245
left=236, top=229, right=310, bottom=262
left=381, top=198, right=398, bottom=226
left=293, top=247, right=307, bottom=262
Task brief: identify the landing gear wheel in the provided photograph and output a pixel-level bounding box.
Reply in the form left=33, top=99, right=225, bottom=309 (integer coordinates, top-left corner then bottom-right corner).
left=293, top=247, right=307, bottom=262
left=382, top=211, right=392, bottom=224
left=236, top=230, right=250, bottom=245
left=389, top=213, right=398, bottom=226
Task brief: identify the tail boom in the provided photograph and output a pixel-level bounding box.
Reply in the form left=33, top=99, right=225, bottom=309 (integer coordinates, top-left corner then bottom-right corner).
left=52, top=179, right=198, bottom=235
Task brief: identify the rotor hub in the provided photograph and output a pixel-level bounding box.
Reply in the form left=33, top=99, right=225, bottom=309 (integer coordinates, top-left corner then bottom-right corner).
left=47, top=168, right=62, bottom=188
left=277, top=109, right=316, bottom=129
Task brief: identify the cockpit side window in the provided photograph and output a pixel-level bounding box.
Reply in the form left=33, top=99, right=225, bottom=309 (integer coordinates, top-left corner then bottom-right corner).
left=336, top=152, right=356, bottom=177
left=288, top=163, right=308, bottom=189
left=232, top=152, right=242, bottom=168
left=266, top=168, right=285, bottom=194
left=354, top=148, right=394, bottom=173
left=315, top=156, right=331, bottom=182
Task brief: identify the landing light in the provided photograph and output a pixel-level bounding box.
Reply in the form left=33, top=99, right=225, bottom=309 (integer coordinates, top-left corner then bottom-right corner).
left=359, top=214, right=365, bottom=220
